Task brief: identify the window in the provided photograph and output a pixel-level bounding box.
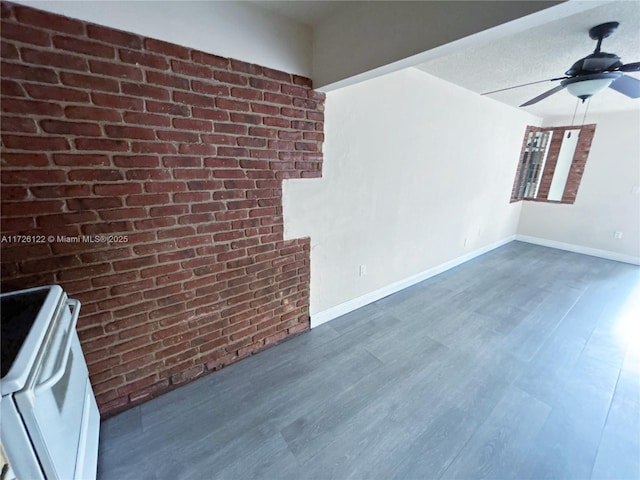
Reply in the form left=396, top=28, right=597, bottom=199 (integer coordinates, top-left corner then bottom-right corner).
left=510, top=124, right=596, bottom=204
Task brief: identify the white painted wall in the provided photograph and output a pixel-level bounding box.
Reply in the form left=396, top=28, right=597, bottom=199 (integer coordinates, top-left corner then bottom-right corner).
left=517, top=109, right=640, bottom=262
left=13, top=0, right=312, bottom=77
left=283, top=68, right=540, bottom=319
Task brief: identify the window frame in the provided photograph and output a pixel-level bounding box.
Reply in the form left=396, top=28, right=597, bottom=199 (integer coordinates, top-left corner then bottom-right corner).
left=510, top=124, right=596, bottom=204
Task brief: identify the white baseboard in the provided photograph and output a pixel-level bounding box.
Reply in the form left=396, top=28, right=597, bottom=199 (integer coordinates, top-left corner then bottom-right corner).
left=514, top=234, right=640, bottom=266
left=310, top=233, right=639, bottom=329
left=310, top=235, right=516, bottom=328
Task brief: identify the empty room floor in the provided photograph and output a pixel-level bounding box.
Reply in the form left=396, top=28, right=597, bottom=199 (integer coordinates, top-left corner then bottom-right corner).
left=98, top=241, right=640, bottom=480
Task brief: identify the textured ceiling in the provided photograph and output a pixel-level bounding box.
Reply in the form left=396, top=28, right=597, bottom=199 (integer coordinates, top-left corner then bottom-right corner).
left=416, top=1, right=640, bottom=118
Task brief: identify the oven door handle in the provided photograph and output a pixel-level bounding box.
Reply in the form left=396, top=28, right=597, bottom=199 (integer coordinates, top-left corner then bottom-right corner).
left=34, top=298, right=81, bottom=395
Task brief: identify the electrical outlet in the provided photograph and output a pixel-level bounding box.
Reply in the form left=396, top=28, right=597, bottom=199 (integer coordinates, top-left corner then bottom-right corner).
left=359, top=264, right=366, bottom=277
left=613, top=231, right=623, bottom=240
left=631, top=185, right=640, bottom=195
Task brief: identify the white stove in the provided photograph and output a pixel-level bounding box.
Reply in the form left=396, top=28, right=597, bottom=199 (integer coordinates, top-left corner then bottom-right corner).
left=1, top=285, right=100, bottom=480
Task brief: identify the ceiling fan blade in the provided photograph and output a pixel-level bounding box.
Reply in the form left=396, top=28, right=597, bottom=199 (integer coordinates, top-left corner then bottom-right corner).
left=482, top=77, right=566, bottom=96
left=520, top=84, right=566, bottom=107
left=609, top=74, right=640, bottom=98
left=619, top=62, right=640, bottom=72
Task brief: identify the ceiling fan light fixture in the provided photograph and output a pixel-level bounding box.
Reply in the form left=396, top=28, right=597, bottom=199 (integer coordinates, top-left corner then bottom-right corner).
left=561, top=72, right=622, bottom=101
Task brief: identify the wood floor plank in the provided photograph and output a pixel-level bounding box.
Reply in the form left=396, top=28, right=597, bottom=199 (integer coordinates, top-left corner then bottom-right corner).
left=517, top=355, right=621, bottom=479
left=440, top=386, right=551, bottom=480
left=390, top=407, right=479, bottom=480
left=591, top=369, right=640, bottom=479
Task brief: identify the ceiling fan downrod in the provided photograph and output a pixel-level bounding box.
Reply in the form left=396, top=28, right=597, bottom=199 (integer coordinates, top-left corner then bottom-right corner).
left=589, top=21, right=619, bottom=53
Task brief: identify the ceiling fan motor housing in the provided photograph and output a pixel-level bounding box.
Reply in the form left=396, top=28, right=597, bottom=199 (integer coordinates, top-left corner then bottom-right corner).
left=565, top=52, right=623, bottom=76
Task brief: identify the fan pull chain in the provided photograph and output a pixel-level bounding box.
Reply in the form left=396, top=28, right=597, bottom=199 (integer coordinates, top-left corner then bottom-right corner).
left=582, top=97, right=592, bottom=125
left=571, top=98, right=580, bottom=125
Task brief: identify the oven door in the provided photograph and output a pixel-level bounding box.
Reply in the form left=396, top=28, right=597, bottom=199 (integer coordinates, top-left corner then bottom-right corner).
left=13, top=296, right=91, bottom=480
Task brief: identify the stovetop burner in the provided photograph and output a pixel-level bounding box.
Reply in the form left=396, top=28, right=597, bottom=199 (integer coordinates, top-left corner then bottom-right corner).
left=1, top=289, right=50, bottom=379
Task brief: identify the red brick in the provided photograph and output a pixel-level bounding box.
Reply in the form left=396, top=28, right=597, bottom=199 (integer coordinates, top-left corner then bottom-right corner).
left=20, top=47, right=88, bottom=71
left=145, top=100, right=190, bottom=117
left=24, top=83, right=89, bottom=103
left=281, top=107, right=305, bottom=119
left=3, top=135, right=70, bottom=151
left=1, top=116, right=37, bottom=133
left=149, top=205, right=188, bottom=217
left=1, top=186, right=29, bottom=201
left=86, top=24, right=142, bottom=49
left=94, top=184, right=142, bottom=196
left=53, top=153, right=110, bottom=167
left=145, top=70, right=190, bottom=90
left=29, top=185, right=93, bottom=199
left=68, top=169, right=123, bottom=182
left=162, top=156, right=202, bottom=167
left=125, top=169, right=171, bottom=181
left=144, top=38, right=190, bottom=59
left=53, top=35, right=115, bottom=58
left=134, top=218, right=175, bottom=233
left=0, top=61, right=58, bottom=83
left=191, top=80, right=229, bottom=97
left=249, top=77, right=280, bottom=92
left=122, top=111, right=170, bottom=127
left=171, top=59, right=211, bottom=79
left=74, top=138, right=129, bottom=152
left=59, top=71, right=119, bottom=92
left=89, top=59, right=142, bottom=80
left=0, top=20, right=51, bottom=46
left=92, top=92, right=144, bottom=111
left=214, top=123, right=248, bottom=135
left=231, top=87, right=262, bottom=101
left=173, top=90, right=214, bottom=107
left=293, top=75, right=312, bottom=88
left=1, top=78, right=24, bottom=97
left=192, top=107, right=228, bottom=122
left=67, top=197, right=123, bottom=210
left=40, top=120, right=101, bottom=136
left=214, top=71, right=247, bottom=86
left=264, top=117, right=290, bottom=128
left=2, top=97, right=63, bottom=116
left=120, top=49, right=169, bottom=70
left=100, top=208, right=148, bottom=220
left=156, top=130, right=199, bottom=143
left=126, top=193, right=170, bottom=207
left=172, top=118, right=212, bottom=132
left=263, top=67, right=291, bottom=83
left=215, top=97, right=250, bottom=112
left=178, top=143, right=216, bottom=155
left=105, top=125, right=155, bottom=140
left=13, top=6, right=84, bottom=34
left=191, top=50, right=228, bottom=68
left=121, top=82, right=169, bottom=100
left=65, top=105, right=121, bottom=122
left=265, top=92, right=291, bottom=105
left=1, top=40, right=18, bottom=59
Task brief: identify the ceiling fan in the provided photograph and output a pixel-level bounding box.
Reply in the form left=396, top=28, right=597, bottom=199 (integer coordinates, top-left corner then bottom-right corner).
left=484, top=22, right=640, bottom=107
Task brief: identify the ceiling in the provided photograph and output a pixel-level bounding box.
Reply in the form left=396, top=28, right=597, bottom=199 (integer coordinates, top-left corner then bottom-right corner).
left=249, top=1, right=342, bottom=26
left=250, top=1, right=639, bottom=118
left=416, top=0, right=640, bottom=118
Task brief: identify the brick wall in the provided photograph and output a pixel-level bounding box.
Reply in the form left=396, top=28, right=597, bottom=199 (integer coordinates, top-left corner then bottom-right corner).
left=0, top=2, right=324, bottom=415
